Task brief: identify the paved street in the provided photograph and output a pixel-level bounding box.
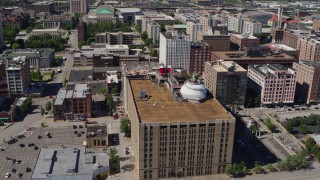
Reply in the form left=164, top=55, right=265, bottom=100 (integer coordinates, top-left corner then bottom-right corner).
left=0, top=98, right=46, bottom=144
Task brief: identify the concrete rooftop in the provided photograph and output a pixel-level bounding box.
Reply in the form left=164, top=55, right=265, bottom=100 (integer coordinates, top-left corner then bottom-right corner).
left=130, top=80, right=232, bottom=123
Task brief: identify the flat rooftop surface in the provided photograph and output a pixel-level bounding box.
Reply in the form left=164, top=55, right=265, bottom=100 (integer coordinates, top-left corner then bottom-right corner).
left=213, top=51, right=294, bottom=60
left=130, top=80, right=232, bottom=123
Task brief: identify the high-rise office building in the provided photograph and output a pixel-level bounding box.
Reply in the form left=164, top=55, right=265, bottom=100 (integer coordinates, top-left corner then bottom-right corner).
left=293, top=61, right=320, bottom=104
left=126, top=78, right=235, bottom=179
left=147, top=22, right=161, bottom=46
left=204, top=60, right=247, bottom=105
left=159, top=32, right=191, bottom=70
left=69, top=0, right=88, bottom=14
left=6, top=56, right=31, bottom=98
left=186, top=21, right=203, bottom=42
left=243, top=20, right=262, bottom=36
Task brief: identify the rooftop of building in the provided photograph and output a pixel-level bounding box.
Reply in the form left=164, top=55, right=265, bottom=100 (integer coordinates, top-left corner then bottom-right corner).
left=44, top=15, right=72, bottom=21
left=6, top=56, right=28, bottom=70
left=191, top=41, right=209, bottom=47
left=90, top=6, right=114, bottom=15
left=87, top=125, right=107, bottom=137
left=231, top=33, right=259, bottom=39
left=31, top=28, right=59, bottom=32
left=267, top=43, right=297, bottom=51
left=106, top=44, right=129, bottom=49
left=249, top=64, right=295, bottom=76
left=297, top=60, right=320, bottom=68
left=213, top=51, right=294, bottom=60
left=1, top=48, right=54, bottom=60
left=31, top=147, right=109, bottom=179
left=54, top=84, right=90, bottom=106
left=123, top=61, right=159, bottom=75
left=207, top=61, right=247, bottom=73
left=129, top=79, right=232, bottom=123
left=116, top=8, right=141, bottom=13
left=32, top=1, right=53, bottom=5
left=173, top=24, right=187, bottom=29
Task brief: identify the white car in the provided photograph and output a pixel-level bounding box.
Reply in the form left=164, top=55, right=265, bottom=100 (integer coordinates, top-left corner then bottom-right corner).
left=5, top=172, right=11, bottom=178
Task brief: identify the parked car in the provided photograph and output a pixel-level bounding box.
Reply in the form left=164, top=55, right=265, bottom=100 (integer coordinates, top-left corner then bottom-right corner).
left=5, top=172, right=11, bottom=178
left=17, top=172, right=22, bottom=178
left=19, top=143, right=25, bottom=148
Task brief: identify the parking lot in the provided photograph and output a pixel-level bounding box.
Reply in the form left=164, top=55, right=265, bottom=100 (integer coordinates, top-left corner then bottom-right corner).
left=0, top=126, right=86, bottom=179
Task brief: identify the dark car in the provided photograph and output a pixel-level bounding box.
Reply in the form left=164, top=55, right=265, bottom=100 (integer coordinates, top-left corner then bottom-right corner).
left=38, top=135, right=42, bottom=139
left=34, top=146, right=39, bottom=150
left=28, top=143, right=35, bottom=147
left=76, top=133, right=81, bottom=137
left=79, top=125, right=83, bottom=129
left=72, top=125, right=77, bottom=129
left=11, top=168, right=16, bottom=173
left=315, top=107, right=320, bottom=109
left=19, top=144, right=25, bottom=148
left=17, top=172, right=22, bottom=178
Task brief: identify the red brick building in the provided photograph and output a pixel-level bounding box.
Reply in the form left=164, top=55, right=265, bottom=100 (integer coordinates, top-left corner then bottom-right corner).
left=230, top=33, right=260, bottom=50
left=53, top=84, right=92, bottom=121
left=77, top=21, right=87, bottom=42
left=189, top=41, right=211, bottom=74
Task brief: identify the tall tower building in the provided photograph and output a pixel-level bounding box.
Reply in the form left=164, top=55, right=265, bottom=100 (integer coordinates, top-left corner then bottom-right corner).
left=126, top=78, right=236, bottom=179
left=6, top=56, right=31, bottom=98
left=159, top=32, right=191, bottom=71
left=277, top=4, right=283, bottom=29
left=204, top=60, right=247, bottom=106
left=186, top=21, right=203, bottom=42
left=69, top=0, right=88, bottom=14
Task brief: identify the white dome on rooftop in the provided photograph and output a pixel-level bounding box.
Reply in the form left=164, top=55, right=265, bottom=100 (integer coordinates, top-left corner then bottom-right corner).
left=180, top=81, right=207, bottom=102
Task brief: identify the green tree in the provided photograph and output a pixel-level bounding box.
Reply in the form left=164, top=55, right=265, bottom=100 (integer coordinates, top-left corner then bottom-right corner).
left=227, top=161, right=247, bottom=177
left=316, top=152, right=320, bottom=161
left=264, top=118, right=276, bottom=132
left=111, top=87, right=118, bottom=95
left=299, top=124, right=310, bottom=134
left=108, top=147, right=120, bottom=169
left=120, top=117, right=131, bottom=137
left=277, top=151, right=309, bottom=171
left=141, top=31, right=148, bottom=41
left=265, top=164, right=277, bottom=172
left=306, top=137, right=316, bottom=152
left=252, top=164, right=264, bottom=174
left=31, top=69, right=43, bottom=81
left=135, top=25, right=142, bottom=33
left=45, top=101, right=52, bottom=112
left=105, top=94, right=115, bottom=111
left=311, top=145, right=320, bottom=155
left=12, top=43, right=20, bottom=49
left=20, top=97, right=32, bottom=114
left=99, top=88, right=106, bottom=95
left=41, top=108, right=45, bottom=116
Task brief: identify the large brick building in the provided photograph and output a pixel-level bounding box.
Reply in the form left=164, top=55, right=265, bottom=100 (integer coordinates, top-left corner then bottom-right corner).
left=230, top=33, right=260, bottom=50
left=293, top=61, right=320, bottom=104
left=248, top=64, right=296, bottom=106
left=297, top=35, right=320, bottom=62
left=53, top=84, right=92, bottom=121
left=197, top=31, right=230, bottom=51
left=189, top=41, right=211, bottom=74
